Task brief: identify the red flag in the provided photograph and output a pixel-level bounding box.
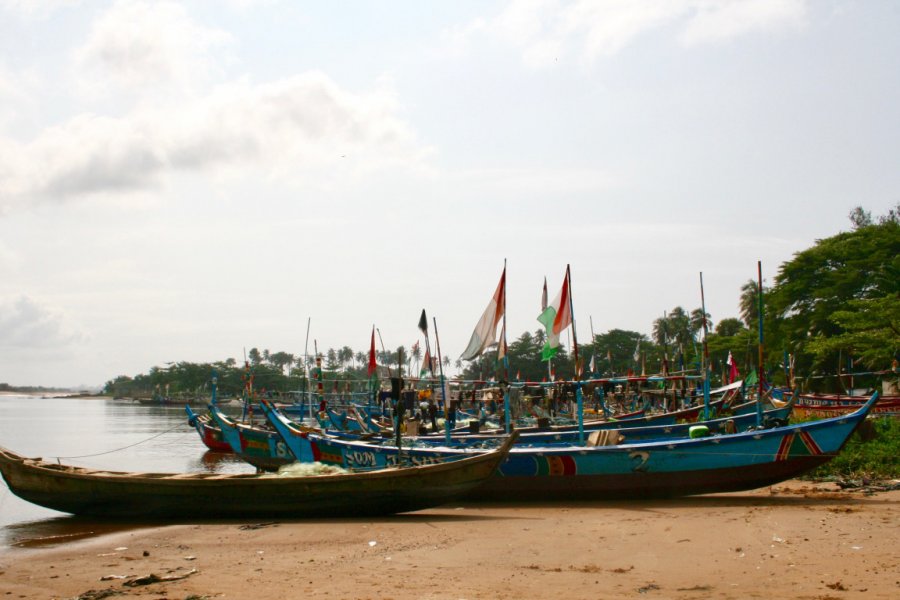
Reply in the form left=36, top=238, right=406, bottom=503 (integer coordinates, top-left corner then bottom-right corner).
left=552, top=266, right=572, bottom=335
left=460, top=267, right=506, bottom=360
left=367, top=327, right=377, bottom=377
left=421, top=348, right=433, bottom=376
left=727, top=351, right=740, bottom=384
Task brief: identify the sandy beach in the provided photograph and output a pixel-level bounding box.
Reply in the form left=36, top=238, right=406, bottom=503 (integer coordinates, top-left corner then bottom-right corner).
left=0, top=480, right=897, bottom=600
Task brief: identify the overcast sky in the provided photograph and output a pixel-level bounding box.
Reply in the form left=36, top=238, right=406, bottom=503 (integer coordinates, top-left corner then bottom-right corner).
left=1, top=0, right=898, bottom=388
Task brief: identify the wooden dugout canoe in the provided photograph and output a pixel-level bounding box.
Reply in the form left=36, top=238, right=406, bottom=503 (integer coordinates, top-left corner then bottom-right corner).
left=0, top=434, right=516, bottom=519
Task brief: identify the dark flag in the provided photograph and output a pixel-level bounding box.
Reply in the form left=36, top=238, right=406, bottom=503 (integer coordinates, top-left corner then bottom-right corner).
left=418, top=309, right=428, bottom=334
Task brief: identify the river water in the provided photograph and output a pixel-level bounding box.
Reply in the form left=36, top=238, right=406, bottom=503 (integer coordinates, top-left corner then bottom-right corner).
left=0, top=394, right=253, bottom=550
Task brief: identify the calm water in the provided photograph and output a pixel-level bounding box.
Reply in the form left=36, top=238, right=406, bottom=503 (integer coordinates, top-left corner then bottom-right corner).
left=0, top=394, right=253, bottom=550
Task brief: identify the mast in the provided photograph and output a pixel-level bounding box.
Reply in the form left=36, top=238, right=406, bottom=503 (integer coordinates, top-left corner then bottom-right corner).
left=756, top=261, right=765, bottom=427
left=304, top=317, right=312, bottom=421
left=376, top=328, right=393, bottom=379
left=589, top=315, right=596, bottom=378
left=433, top=316, right=451, bottom=443
left=564, top=264, right=585, bottom=445
left=501, top=259, right=511, bottom=434
left=699, top=272, right=711, bottom=420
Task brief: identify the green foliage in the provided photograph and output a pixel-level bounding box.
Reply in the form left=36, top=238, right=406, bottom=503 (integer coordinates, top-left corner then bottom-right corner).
left=458, top=329, right=574, bottom=382
left=807, top=296, right=900, bottom=368
left=767, top=216, right=900, bottom=378
left=807, top=417, right=900, bottom=480
left=715, top=317, right=746, bottom=337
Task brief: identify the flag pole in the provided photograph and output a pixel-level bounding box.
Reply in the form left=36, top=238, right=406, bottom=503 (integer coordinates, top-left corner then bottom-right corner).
left=589, top=315, right=596, bottom=378
left=376, top=328, right=393, bottom=379
left=564, top=264, right=584, bottom=445
left=304, top=317, right=312, bottom=421
left=699, top=272, right=711, bottom=420
left=756, top=261, right=765, bottom=428
left=433, top=316, right=452, bottom=444
left=502, top=258, right=511, bottom=434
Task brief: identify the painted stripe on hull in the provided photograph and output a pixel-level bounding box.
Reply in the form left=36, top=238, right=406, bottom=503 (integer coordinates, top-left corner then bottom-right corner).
left=471, top=455, right=831, bottom=500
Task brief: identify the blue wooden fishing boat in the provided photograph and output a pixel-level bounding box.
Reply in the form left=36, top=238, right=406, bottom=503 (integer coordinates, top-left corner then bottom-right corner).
left=259, top=393, right=878, bottom=500
left=207, top=404, right=296, bottom=471
left=185, top=406, right=233, bottom=453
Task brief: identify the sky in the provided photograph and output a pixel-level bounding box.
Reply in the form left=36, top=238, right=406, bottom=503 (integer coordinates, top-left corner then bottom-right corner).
left=1, top=0, right=898, bottom=388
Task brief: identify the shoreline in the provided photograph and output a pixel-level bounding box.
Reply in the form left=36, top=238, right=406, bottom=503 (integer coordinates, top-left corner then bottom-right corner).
left=1, top=480, right=897, bottom=599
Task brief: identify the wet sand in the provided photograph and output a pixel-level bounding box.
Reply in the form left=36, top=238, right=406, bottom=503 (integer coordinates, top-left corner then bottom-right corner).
left=0, top=480, right=897, bottom=599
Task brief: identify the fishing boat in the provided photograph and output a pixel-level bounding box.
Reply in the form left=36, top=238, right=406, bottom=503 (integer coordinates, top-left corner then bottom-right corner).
left=207, top=404, right=296, bottom=471
left=258, top=392, right=794, bottom=450
left=185, top=406, right=232, bottom=453
left=262, top=393, right=878, bottom=500
left=792, top=392, right=899, bottom=418
left=0, top=435, right=516, bottom=519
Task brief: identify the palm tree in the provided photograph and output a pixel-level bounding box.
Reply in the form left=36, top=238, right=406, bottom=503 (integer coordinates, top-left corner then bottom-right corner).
left=690, top=308, right=712, bottom=338
left=739, top=279, right=759, bottom=326
left=410, top=343, right=422, bottom=374
left=652, top=316, right=668, bottom=346
left=339, top=346, right=353, bottom=371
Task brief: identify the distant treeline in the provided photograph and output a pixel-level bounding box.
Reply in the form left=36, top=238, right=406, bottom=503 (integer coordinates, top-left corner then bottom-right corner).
left=104, top=205, right=899, bottom=399
left=0, top=383, right=85, bottom=394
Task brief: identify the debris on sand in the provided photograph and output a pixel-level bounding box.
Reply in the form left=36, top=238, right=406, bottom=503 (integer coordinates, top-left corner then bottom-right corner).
left=70, top=589, right=123, bottom=600
left=239, top=522, right=279, bottom=530
left=123, top=567, right=198, bottom=587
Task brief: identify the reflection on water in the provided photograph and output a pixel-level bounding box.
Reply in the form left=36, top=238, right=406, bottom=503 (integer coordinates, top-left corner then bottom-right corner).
left=196, top=450, right=245, bottom=472
left=0, top=394, right=255, bottom=550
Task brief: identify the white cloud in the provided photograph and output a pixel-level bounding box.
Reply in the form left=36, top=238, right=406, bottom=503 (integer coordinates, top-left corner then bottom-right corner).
left=679, top=0, right=807, bottom=45
left=74, top=0, right=232, bottom=94
left=460, top=0, right=808, bottom=67
left=0, top=71, right=428, bottom=210
left=0, top=295, right=85, bottom=350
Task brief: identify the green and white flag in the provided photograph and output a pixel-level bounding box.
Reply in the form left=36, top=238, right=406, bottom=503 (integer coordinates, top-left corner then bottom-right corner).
left=537, top=267, right=572, bottom=361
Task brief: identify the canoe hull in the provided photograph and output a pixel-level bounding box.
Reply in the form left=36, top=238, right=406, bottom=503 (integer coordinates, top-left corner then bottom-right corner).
left=0, top=438, right=513, bottom=519
left=292, top=396, right=874, bottom=501
left=473, top=454, right=829, bottom=500
left=186, top=407, right=233, bottom=453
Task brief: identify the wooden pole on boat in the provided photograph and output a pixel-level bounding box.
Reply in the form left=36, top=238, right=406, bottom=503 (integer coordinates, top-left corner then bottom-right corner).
left=700, top=272, right=711, bottom=420
left=564, top=264, right=585, bottom=446
left=376, top=328, right=393, bottom=379
left=501, top=259, right=512, bottom=434
left=756, top=261, right=765, bottom=427
left=433, top=316, right=452, bottom=444
left=304, top=317, right=312, bottom=421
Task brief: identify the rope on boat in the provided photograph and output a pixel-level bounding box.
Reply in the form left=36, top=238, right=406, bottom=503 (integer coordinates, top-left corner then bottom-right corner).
left=52, top=422, right=186, bottom=461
